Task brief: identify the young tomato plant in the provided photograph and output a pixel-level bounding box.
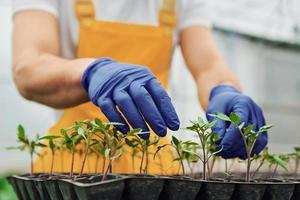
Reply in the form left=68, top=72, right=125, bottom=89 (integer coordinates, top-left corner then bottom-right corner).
left=61, top=128, right=82, bottom=179
left=210, top=112, right=272, bottom=182
left=155, top=135, right=199, bottom=176
left=186, top=117, right=223, bottom=180
left=39, top=135, right=61, bottom=175
left=90, top=140, right=105, bottom=174
left=92, top=119, right=125, bottom=181
left=73, top=120, right=100, bottom=176
left=126, top=129, right=159, bottom=174
left=290, top=147, right=300, bottom=176
left=251, top=147, right=269, bottom=178
left=266, top=153, right=289, bottom=178
left=7, top=125, right=46, bottom=176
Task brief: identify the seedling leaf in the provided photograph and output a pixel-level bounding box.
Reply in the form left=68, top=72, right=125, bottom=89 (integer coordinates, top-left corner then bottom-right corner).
left=209, top=112, right=231, bottom=122
left=229, top=112, right=240, bottom=125
left=273, top=155, right=288, bottom=171
left=172, top=136, right=179, bottom=146
left=18, top=125, right=26, bottom=140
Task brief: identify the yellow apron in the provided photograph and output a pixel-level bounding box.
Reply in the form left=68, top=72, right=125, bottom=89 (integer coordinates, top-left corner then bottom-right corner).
left=34, top=0, right=179, bottom=175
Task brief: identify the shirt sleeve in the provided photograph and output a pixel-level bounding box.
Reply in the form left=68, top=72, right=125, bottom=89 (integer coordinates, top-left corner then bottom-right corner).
left=177, top=0, right=212, bottom=31
left=12, top=0, right=58, bottom=17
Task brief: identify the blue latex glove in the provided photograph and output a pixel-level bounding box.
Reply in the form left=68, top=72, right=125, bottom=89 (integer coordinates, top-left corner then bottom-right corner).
left=81, top=58, right=180, bottom=138
left=206, top=85, right=268, bottom=159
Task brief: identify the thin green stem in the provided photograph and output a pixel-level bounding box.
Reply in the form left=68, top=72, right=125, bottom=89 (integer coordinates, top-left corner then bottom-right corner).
left=272, top=164, right=278, bottom=178
left=175, top=147, right=185, bottom=175
left=140, top=148, right=145, bottom=174
left=95, top=154, right=99, bottom=174
left=197, top=129, right=206, bottom=180
left=70, top=149, right=75, bottom=179
left=251, top=158, right=265, bottom=178
left=30, top=153, right=33, bottom=176
left=238, top=128, right=251, bottom=182
left=295, top=158, right=299, bottom=176
left=144, top=148, right=149, bottom=174
left=102, top=157, right=106, bottom=174
left=80, top=144, right=89, bottom=176
left=50, top=150, right=54, bottom=175
left=102, top=160, right=112, bottom=181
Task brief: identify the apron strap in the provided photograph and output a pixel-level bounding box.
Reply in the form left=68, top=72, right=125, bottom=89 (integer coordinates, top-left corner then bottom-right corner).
left=75, top=0, right=95, bottom=21
left=159, top=0, right=177, bottom=30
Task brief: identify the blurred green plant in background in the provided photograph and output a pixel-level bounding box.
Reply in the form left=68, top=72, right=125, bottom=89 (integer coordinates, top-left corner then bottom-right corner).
left=0, top=175, right=17, bottom=200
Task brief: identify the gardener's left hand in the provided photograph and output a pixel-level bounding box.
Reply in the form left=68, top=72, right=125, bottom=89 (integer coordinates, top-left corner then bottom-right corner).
left=206, top=84, right=268, bottom=159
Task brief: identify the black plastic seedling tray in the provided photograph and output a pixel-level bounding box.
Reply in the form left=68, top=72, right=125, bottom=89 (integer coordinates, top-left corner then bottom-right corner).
left=7, top=173, right=300, bottom=200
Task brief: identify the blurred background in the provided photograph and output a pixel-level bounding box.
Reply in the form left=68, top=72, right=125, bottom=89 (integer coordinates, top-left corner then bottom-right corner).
left=1, top=0, right=300, bottom=177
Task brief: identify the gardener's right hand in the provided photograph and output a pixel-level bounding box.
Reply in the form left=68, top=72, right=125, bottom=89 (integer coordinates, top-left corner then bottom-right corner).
left=81, top=58, right=180, bottom=139
left=206, top=84, right=268, bottom=159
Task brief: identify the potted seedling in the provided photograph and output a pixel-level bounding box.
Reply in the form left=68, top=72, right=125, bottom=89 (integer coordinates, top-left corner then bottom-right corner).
left=90, top=140, right=105, bottom=174
left=58, top=119, right=127, bottom=200
left=263, top=153, right=295, bottom=200
left=7, top=125, right=47, bottom=200
left=185, top=117, right=223, bottom=180
left=266, top=154, right=289, bottom=178
left=154, top=135, right=203, bottom=200
left=155, top=135, right=203, bottom=177
left=209, top=112, right=272, bottom=182
left=290, top=147, right=300, bottom=177
left=123, top=129, right=166, bottom=200
left=125, top=129, right=160, bottom=174
left=60, top=128, right=81, bottom=179
left=184, top=117, right=238, bottom=200
left=7, top=125, right=46, bottom=177
left=210, top=112, right=271, bottom=200
left=72, top=120, right=100, bottom=176
left=39, top=135, right=62, bottom=176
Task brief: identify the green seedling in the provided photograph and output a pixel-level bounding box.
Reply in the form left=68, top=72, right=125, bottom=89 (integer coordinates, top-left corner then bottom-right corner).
left=289, top=147, right=300, bottom=176
left=73, top=120, right=100, bottom=176
left=126, top=129, right=159, bottom=174
left=182, top=139, right=200, bottom=176
left=61, top=128, right=82, bottom=178
left=207, top=133, right=223, bottom=177
left=207, top=155, right=220, bottom=178
left=39, top=135, right=61, bottom=175
left=186, top=117, right=223, bottom=180
left=90, top=140, right=105, bottom=174
left=251, top=147, right=269, bottom=178
left=209, top=112, right=272, bottom=182
left=91, top=119, right=125, bottom=181
left=266, top=154, right=289, bottom=178
left=155, top=135, right=199, bottom=176
left=7, top=125, right=46, bottom=176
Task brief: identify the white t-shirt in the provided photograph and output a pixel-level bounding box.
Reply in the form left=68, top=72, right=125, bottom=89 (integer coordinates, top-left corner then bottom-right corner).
left=12, top=0, right=211, bottom=59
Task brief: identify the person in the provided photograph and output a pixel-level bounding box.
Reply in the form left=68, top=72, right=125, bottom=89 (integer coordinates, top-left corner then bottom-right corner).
left=12, top=0, right=267, bottom=174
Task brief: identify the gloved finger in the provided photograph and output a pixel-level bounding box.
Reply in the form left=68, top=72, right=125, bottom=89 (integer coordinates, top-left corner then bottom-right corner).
left=218, top=104, right=250, bottom=159
left=206, top=99, right=228, bottom=142
left=250, top=103, right=268, bottom=155
left=97, top=98, right=130, bottom=134
left=252, top=133, right=268, bottom=156
left=233, top=100, right=268, bottom=159
left=129, top=82, right=167, bottom=137
left=146, top=79, right=180, bottom=131
left=113, top=90, right=150, bottom=139
left=217, top=123, right=246, bottom=159
left=232, top=101, right=268, bottom=158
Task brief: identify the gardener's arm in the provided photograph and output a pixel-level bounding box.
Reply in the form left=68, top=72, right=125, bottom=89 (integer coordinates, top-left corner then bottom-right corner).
left=180, top=25, right=268, bottom=159
left=13, top=11, right=93, bottom=108
left=13, top=11, right=179, bottom=137
left=180, top=26, right=240, bottom=109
